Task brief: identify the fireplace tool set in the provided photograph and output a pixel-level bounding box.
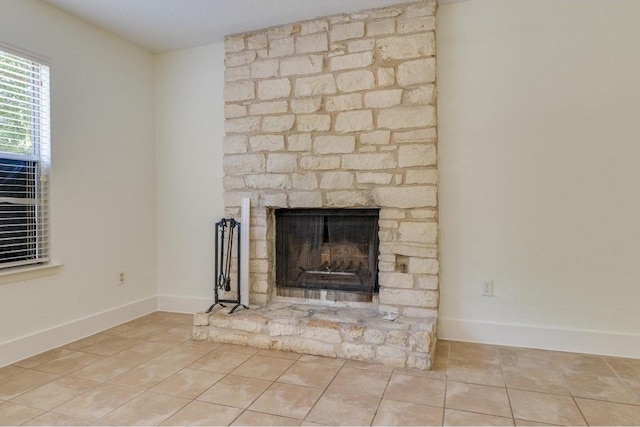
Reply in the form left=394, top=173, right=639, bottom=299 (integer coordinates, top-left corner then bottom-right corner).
left=207, top=218, right=248, bottom=314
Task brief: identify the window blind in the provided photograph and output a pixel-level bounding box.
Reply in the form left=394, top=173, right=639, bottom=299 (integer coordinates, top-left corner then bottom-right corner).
left=0, top=47, right=50, bottom=269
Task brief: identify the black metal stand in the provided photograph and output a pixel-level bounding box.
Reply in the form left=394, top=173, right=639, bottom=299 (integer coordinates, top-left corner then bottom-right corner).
left=207, top=218, right=248, bottom=314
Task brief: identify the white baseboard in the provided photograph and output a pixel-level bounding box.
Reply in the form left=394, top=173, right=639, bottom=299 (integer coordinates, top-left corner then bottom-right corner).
left=157, top=294, right=212, bottom=314
left=438, top=318, right=640, bottom=359
left=0, top=296, right=157, bottom=367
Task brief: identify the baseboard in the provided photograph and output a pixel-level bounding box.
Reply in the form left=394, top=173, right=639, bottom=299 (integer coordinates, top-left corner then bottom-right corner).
left=157, top=294, right=212, bottom=314
left=438, top=318, right=640, bottom=359
left=0, top=296, right=157, bottom=367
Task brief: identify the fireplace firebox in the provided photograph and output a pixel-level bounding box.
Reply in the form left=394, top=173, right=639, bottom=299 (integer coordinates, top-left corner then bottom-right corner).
left=275, top=208, right=380, bottom=302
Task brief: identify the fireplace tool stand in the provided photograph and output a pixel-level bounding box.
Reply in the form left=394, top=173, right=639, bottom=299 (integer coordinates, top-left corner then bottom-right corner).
left=207, top=218, right=248, bottom=314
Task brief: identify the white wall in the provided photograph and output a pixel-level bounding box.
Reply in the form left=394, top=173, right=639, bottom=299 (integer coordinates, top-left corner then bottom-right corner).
left=0, top=0, right=157, bottom=365
left=437, top=0, right=640, bottom=357
left=155, top=44, right=226, bottom=312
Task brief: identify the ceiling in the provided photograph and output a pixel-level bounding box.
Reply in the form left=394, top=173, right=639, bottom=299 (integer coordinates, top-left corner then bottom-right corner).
left=42, top=0, right=418, bottom=53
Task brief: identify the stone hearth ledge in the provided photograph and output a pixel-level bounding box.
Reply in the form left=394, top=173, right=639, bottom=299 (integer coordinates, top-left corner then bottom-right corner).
left=193, top=301, right=436, bottom=370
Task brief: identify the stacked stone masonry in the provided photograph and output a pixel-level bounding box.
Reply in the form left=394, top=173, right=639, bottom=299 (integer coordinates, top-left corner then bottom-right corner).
left=203, top=0, right=439, bottom=370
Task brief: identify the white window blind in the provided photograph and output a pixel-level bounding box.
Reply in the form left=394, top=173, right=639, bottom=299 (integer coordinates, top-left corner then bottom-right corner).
left=0, top=47, right=50, bottom=269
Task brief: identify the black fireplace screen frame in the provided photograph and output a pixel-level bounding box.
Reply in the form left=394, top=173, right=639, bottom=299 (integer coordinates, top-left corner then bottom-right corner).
left=275, top=208, right=380, bottom=296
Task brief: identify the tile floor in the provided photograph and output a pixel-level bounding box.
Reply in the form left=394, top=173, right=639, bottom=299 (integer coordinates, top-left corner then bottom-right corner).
left=1, top=311, right=639, bottom=426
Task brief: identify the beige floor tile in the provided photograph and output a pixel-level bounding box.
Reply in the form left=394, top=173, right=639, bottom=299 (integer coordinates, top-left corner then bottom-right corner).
left=384, top=373, right=446, bottom=406
left=52, top=383, right=143, bottom=420
left=576, top=397, right=640, bottom=426
left=232, top=355, right=296, bottom=381
left=232, top=410, right=301, bottom=426
left=249, top=382, right=323, bottom=419
left=108, top=360, right=182, bottom=389
left=344, top=359, right=394, bottom=372
left=551, top=352, right=616, bottom=377
left=100, top=391, right=189, bottom=425
left=509, top=389, right=586, bottom=426
left=514, top=419, right=556, bottom=426
left=0, top=369, right=59, bottom=400
left=606, top=356, right=640, bottom=381
left=32, top=351, right=105, bottom=375
left=147, top=343, right=213, bottom=366
left=197, top=374, right=271, bottom=408
left=101, top=323, right=135, bottom=336
left=327, top=366, right=391, bottom=398
left=116, top=323, right=168, bottom=340
left=445, top=381, right=511, bottom=418
left=499, top=346, right=555, bottom=370
left=63, top=334, right=111, bottom=351
left=449, top=341, right=500, bottom=363
left=625, top=378, right=640, bottom=397
left=13, top=348, right=73, bottom=369
left=278, top=361, right=341, bottom=389
left=564, top=372, right=640, bottom=404
left=218, top=343, right=261, bottom=354
left=179, top=339, right=223, bottom=349
left=373, top=399, right=443, bottom=426
left=257, top=348, right=302, bottom=360
left=447, top=358, right=505, bottom=387
left=113, top=340, right=177, bottom=362
left=305, top=390, right=379, bottom=426
left=503, top=365, right=569, bottom=395
left=298, top=354, right=346, bottom=367
left=79, top=336, right=141, bottom=356
left=189, top=349, right=253, bottom=373
left=160, top=399, right=242, bottom=425
left=435, top=340, right=450, bottom=359
left=21, top=411, right=102, bottom=426
left=149, top=325, right=193, bottom=344
left=444, top=408, right=514, bottom=426
left=0, top=401, right=45, bottom=425
left=11, top=376, right=98, bottom=410
left=149, top=368, right=224, bottom=399
left=69, top=357, right=139, bottom=382
left=0, top=365, right=24, bottom=381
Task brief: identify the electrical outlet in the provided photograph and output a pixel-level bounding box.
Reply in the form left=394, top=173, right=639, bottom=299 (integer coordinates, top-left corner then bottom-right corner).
left=481, top=280, right=493, bottom=296
left=118, top=271, right=126, bottom=286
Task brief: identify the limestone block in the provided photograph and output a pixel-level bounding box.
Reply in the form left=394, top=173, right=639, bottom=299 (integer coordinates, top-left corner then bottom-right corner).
left=247, top=32, right=268, bottom=49
left=269, top=318, right=300, bottom=336
left=398, top=221, right=438, bottom=244
left=224, top=80, right=255, bottom=102
left=223, top=135, right=248, bottom=154
left=374, top=186, right=436, bottom=209
left=296, top=33, right=328, bottom=53
left=394, top=128, right=437, bottom=143
left=224, top=154, right=265, bottom=174
left=250, top=259, right=269, bottom=273
left=363, top=328, right=386, bottom=344
left=249, top=293, right=268, bottom=307
left=281, top=337, right=337, bottom=358
left=378, top=106, right=436, bottom=130
left=313, top=135, right=356, bottom=154
left=254, top=240, right=269, bottom=258
left=406, top=1, right=437, bottom=18
left=193, top=312, right=210, bottom=326
left=353, top=5, right=402, bottom=20
left=280, top=55, right=324, bottom=76
left=258, top=78, right=291, bottom=100
left=225, top=50, right=256, bottom=67
left=375, top=346, right=408, bottom=367
left=225, top=104, right=247, bottom=119
left=223, top=176, right=245, bottom=190
left=287, top=134, right=312, bottom=151
left=225, top=116, right=261, bottom=134
left=247, top=334, right=272, bottom=349
left=398, top=16, right=436, bottom=33
left=378, top=67, right=395, bottom=87
left=403, top=307, right=438, bottom=318
left=262, top=115, right=295, bottom=132
left=364, top=89, right=403, bottom=108
left=249, top=135, right=285, bottom=152
left=292, top=173, right=318, bottom=190
left=209, top=315, right=231, bottom=328
left=409, top=257, right=439, bottom=274
left=417, top=275, right=439, bottom=290
left=249, top=101, right=288, bottom=116
left=225, top=35, right=245, bottom=53
left=356, top=172, right=393, bottom=185
left=319, top=171, right=354, bottom=190
left=336, top=70, right=375, bottom=93
left=192, top=326, right=208, bottom=340
left=302, top=320, right=342, bottom=344
left=360, top=130, right=390, bottom=145
left=406, top=169, right=438, bottom=185
left=335, top=110, right=374, bottom=133
left=268, top=37, right=295, bottom=57
left=379, top=272, right=414, bottom=289
left=348, top=39, right=375, bottom=53
left=251, top=277, right=270, bottom=293
left=325, top=94, right=363, bottom=112
left=379, top=288, right=438, bottom=308
left=244, top=174, right=291, bottom=190
left=404, top=84, right=436, bottom=105
left=406, top=353, right=430, bottom=370
left=410, top=330, right=432, bottom=353
left=380, top=209, right=406, bottom=219
left=399, top=144, right=437, bottom=168
left=330, top=52, right=374, bottom=71
left=289, top=191, right=323, bottom=207
left=230, top=315, right=268, bottom=333
left=331, top=22, right=365, bottom=42
left=397, top=58, right=436, bottom=87
left=342, top=152, right=397, bottom=170
left=300, top=156, right=341, bottom=170
left=251, top=60, right=279, bottom=79
left=268, top=24, right=299, bottom=40
left=341, top=324, right=365, bottom=341
left=295, top=74, right=337, bottom=97
left=376, top=33, right=435, bottom=61
left=291, top=98, right=322, bottom=114
left=326, top=191, right=371, bottom=207
left=301, top=19, right=329, bottom=35
left=297, top=114, right=331, bottom=132
left=341, top=342, right=375, bottom=361
left=225, top=65, right=250, bottom=82
left=209, top=329, right=249, bottom=346
left=267, top=154, right=298, bottom=173
left=367, top=19, right=396, bottom=36
left=386, top=330, right=409, bottom=347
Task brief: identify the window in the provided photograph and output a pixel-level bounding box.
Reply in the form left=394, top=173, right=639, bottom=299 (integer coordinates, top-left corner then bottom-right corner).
left=0, top=46, right=50, bottom=269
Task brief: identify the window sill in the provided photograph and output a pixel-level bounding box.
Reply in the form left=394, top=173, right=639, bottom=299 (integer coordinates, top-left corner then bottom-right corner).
left=0, top=262, right=63, bottom=286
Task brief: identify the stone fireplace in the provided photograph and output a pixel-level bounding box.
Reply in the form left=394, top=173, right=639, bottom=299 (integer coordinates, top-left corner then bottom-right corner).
left=194, top=0, right=439, bottom=370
